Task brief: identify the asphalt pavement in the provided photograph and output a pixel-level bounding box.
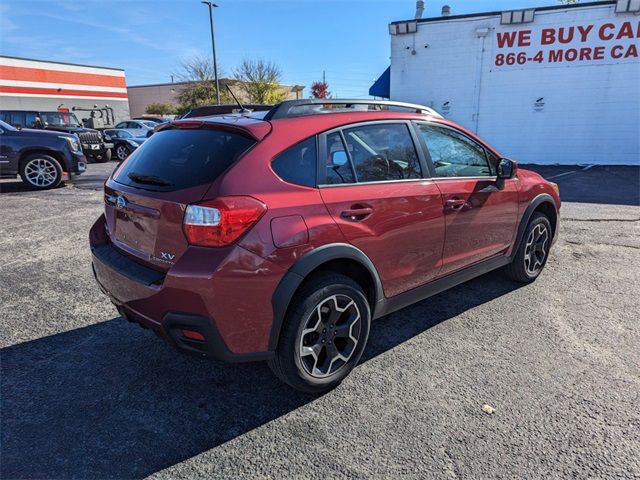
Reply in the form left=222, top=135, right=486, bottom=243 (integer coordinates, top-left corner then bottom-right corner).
left=1, top=163, right=638, bottom=479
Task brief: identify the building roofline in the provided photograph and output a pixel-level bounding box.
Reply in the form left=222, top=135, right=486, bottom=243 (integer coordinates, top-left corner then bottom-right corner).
left=0, top=54, right=125, bottom=72
left=128, top=79, right=305, bottom=89
left=390, top=0, right=616, bottom=25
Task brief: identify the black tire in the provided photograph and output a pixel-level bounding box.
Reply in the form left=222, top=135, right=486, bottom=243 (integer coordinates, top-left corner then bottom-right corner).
left=93, top=148, right=112, bottom=163
left=114, top=143, right=131, bottom=161
left=268, top=273, right=371, bottom=393
left=19, top=153, right=63, bottom=190
left=504, top=212, right=552, bottom=283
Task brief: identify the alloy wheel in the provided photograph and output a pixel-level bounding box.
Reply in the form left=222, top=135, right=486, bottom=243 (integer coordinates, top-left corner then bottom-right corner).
left=24, top=158, right=58, bottom=188
left=116, top=145, right=128, bottom=160
left=298, top=294, right=361, bottom=378
left=524, top=223, right=549, bottom=276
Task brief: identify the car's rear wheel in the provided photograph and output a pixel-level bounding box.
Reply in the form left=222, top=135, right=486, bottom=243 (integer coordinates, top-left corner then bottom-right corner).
left=115, top=144, right=130, bottom=161
left=505, top=212, right=552, bottom=283
left=20, top=154, right=63, bottom=190
left=268, top=273, right=371, bottom=393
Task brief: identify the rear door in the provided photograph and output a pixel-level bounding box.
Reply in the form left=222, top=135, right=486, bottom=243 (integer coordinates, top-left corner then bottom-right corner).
left=415, top=122, right=519, bottom=276
left=103, top=125, right=256, bottom=270
left=319, top=121, right=445, bottom=298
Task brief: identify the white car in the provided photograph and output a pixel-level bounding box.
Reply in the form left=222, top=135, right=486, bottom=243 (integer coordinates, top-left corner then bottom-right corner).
left=114, top=119, right=157, bottom=137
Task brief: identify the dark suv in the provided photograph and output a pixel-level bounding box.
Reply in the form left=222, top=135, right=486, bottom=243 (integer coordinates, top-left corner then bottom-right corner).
left=0, top=110, right=113, bottom=162
left=90, top=100, right=560, bottom=392
left=0, top=119, right=86, bottom=189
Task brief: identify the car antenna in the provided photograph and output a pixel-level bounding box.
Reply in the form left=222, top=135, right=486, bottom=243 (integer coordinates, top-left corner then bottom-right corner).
left=226, top=85, right=251, bottom=115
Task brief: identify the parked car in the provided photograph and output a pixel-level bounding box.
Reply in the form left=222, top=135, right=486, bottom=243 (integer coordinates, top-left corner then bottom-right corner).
left=133, top=116, right=172, bottom=124
left=104, top=129, right=147, bottom=161
left=113, top=120, right=157, bottom=137
left=0, top=119, right=86, bottom=190
left=89, top=99, right=561, bottom=393
left=181, top=104, right=272, bottom=119
left=0, top=110, right=113, bottom=163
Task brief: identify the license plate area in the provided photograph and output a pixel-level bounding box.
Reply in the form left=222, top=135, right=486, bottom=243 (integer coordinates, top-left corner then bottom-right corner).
left=114, top=209, right=158, bottom=255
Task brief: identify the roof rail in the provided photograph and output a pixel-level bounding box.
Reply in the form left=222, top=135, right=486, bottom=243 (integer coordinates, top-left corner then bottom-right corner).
left=263, top=99, right=442, bottom=120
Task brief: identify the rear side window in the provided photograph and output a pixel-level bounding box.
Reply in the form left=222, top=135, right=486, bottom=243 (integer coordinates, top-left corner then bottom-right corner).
left=325, top=131, right=356, bottom=185
left=342, top=123, right=421, bottom=182
left=271, top=137, right=317, bottom=187
left=115, top=128, right=255, bottom=191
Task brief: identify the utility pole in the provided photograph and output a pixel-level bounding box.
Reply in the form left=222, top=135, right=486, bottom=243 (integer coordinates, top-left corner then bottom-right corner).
left=202, top=1, right=221, bottom=105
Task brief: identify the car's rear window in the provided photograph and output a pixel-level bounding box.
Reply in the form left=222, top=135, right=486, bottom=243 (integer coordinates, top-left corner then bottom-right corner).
left=114, top=128, right=255, bottom=191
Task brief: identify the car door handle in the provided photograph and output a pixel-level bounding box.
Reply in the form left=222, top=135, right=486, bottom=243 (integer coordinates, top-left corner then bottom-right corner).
left=341, top=206, right=373, bottom=221
left=444, top=198, right=467, bottom=212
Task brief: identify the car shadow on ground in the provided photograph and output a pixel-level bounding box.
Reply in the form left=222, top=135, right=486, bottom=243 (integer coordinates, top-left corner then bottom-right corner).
left=0, top=180, right=60, bottom=194
left=1, top=271, right=521, bottom=479
left=522, top=165, right=639, bottom=206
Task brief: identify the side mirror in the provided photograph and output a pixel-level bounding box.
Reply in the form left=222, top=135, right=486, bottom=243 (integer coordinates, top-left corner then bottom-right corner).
left=331, top=150, right=349, bottom=167
left=497, top=158, right=517, bottom=179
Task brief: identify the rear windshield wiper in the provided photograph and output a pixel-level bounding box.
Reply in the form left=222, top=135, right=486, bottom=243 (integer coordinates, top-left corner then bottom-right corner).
left=127, top=172, right=173, bottom=186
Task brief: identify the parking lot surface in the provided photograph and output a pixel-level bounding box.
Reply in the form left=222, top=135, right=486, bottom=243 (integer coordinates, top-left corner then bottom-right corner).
left=1, top=163, right=639, bottom=479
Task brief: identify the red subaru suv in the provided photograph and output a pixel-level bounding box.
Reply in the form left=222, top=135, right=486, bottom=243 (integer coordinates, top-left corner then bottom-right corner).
left=90, top=100, right=560, bottom=393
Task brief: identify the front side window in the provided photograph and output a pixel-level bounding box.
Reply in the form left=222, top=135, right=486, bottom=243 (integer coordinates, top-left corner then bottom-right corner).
left=417, top=124, right=492, bottom=178
left=342, top=123, right=421, bottom=182
left=271, top=137, right=317, bottom=187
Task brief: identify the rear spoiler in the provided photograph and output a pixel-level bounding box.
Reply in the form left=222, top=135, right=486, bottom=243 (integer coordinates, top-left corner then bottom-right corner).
left=156, top=119, right=272, bottom=142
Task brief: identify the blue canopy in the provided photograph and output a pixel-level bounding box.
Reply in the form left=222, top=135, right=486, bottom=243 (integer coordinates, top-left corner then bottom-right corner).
left=369, top=66, right=390, bottom=98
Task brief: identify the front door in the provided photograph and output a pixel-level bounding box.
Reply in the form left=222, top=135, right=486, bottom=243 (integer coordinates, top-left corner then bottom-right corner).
left=319, top=122, right=445, bottom=298
left=415, top=122, right=519, bottom=276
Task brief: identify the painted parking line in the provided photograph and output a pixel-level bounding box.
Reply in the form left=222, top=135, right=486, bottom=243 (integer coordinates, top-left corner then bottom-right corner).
left=546, top=165, right=594, bottom=180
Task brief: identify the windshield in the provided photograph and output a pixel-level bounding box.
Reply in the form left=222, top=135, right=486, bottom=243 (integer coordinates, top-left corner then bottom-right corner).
left=40, top=112, right=82, bottom=127
left=106, top=129, right=133, bottom=139
left=0, top=119, right=17, bottom=131
left=141, top=120, right=157, bottom=128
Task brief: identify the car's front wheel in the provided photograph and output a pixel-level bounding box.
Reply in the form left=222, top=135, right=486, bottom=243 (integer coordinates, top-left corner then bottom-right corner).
left=268, top=273, right=371, bottom=393
left=115, top=144, right=130, bottom=161
left=505, top=212, right=552, bottom=283
left=20, top=154, right=63, bottom=190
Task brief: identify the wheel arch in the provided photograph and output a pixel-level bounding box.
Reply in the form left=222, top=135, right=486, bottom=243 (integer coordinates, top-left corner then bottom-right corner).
left=511, top=194, right=558, bottom=260
left=269, top=243, right=383, bottom=351
left=19, top=149, right=66, bottom=172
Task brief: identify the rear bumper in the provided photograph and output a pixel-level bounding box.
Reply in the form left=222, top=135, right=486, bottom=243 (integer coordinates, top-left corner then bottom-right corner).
left=89, top=214, right=283, bottom=362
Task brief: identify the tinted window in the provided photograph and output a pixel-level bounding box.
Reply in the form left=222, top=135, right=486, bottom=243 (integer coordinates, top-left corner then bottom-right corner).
left=10, top=112, right=25, bottom=127
left=25, top=112, right=38, bottom=128
left=115, top=122, right=127, bottom=129
left=418, top=124, right=491, bottom=177
left=325, top=131, right=355, bottom=185
left=271, top=137, right=317, bottom=187
left=115, top=128, right=255, bottom=191
left=342, top=123, right=421, bottom=182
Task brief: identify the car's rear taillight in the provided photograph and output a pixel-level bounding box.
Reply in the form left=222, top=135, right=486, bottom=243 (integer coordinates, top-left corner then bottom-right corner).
left=183, top=196, right=267, bottom=247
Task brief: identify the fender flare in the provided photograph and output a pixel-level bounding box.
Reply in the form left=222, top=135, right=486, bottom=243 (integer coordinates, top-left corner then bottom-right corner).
left=269, top=243, right=384, bottom=351
left=511, top=193, right=558, bottom=260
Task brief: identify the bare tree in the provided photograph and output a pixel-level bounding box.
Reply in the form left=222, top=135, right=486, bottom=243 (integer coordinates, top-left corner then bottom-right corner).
left=233, top=58, right=286, bottom=104
left=174, top=55, right=229, bottom=112
left=176, top=55, right=220, bottom=82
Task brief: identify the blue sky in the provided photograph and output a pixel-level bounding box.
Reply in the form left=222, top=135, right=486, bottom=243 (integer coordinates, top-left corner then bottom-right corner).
left=1, top=0, right=564, bottom=97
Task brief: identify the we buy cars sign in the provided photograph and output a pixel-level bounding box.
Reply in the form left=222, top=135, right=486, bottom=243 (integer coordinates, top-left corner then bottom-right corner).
left=492, top=18, right=639, bottom=69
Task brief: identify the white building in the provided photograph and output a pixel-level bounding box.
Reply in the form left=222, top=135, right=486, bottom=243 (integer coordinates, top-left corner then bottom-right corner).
left=0, top=56, right=130, bottom=126
left=382, top=0, right=639, bottom=165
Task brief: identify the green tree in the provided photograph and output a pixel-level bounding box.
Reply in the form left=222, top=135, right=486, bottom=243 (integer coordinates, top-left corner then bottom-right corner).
left=233, top=58, right=287, bottom=104
left=145, top=102, right=177, bottom=115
